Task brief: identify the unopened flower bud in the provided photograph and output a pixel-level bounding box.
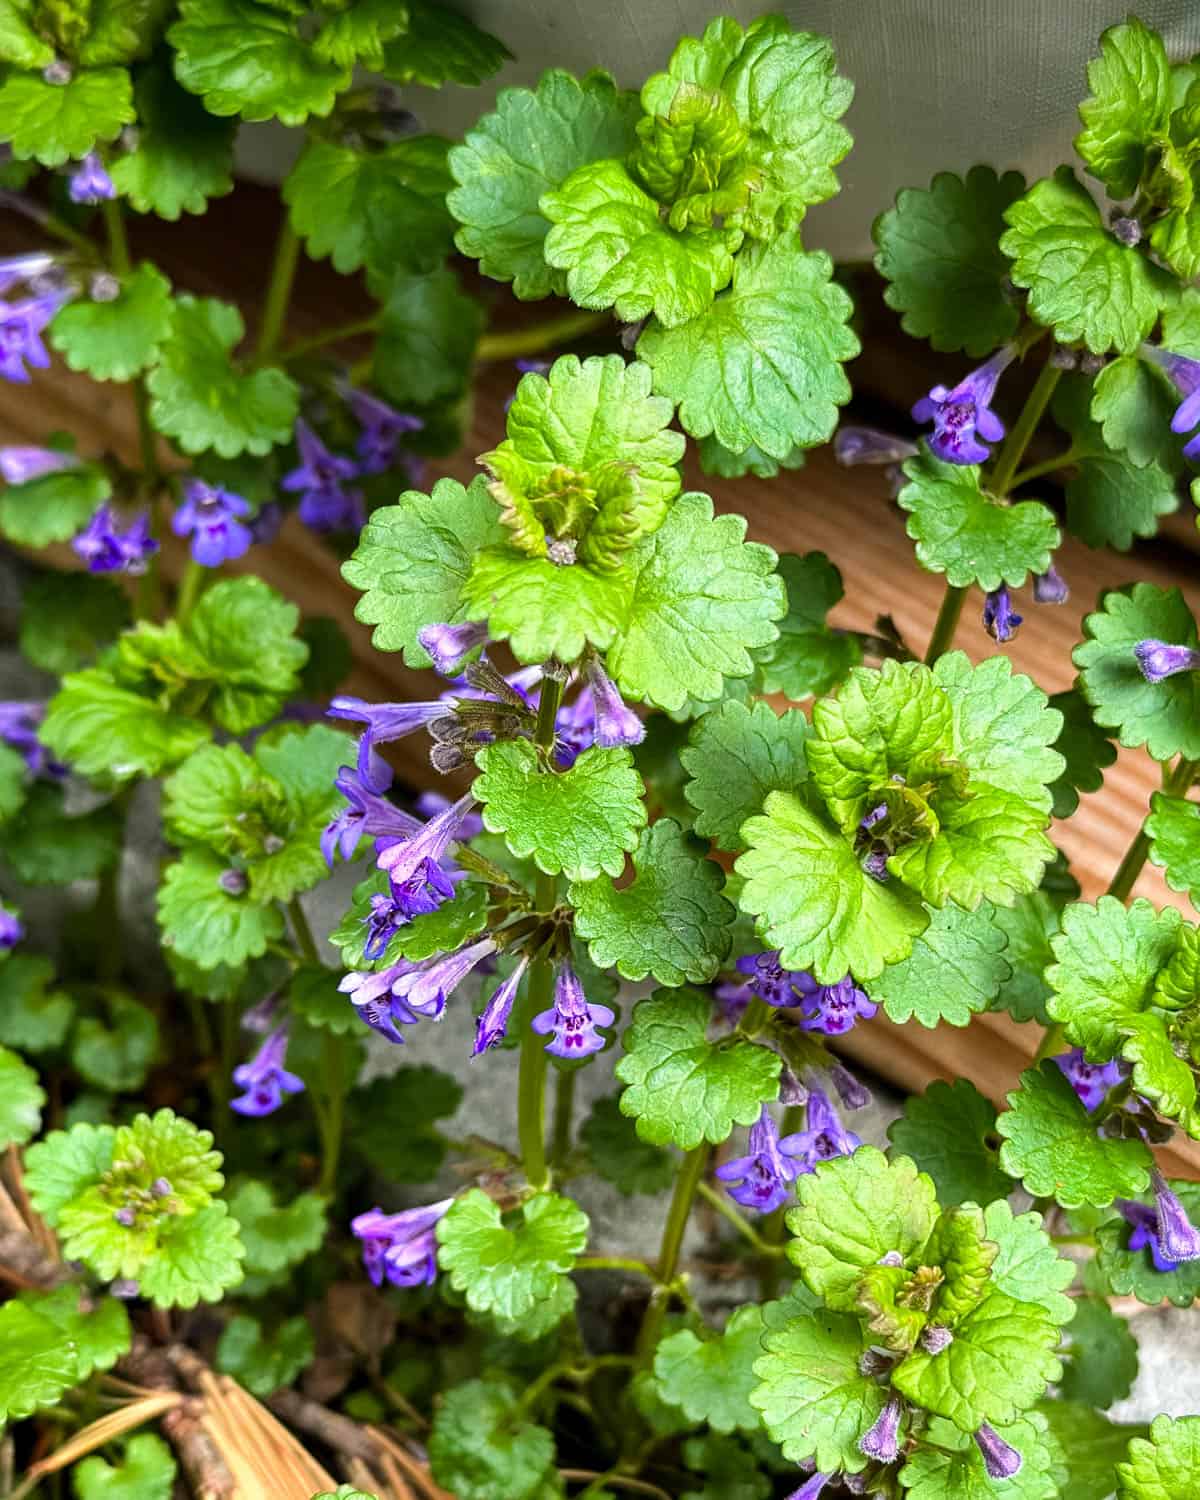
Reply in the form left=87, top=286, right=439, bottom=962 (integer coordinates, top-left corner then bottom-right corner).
left=218, top=868, right=247, bottom=896
left=42, top=60, right=72, bottom=84
left=920, top=1324, right=953, bottom=1354
left=89, top=272, right=120, bottom=303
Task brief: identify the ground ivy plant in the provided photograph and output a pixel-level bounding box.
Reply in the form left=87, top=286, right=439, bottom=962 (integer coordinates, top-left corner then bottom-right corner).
left=0, top=6, right=1196, bottom=1500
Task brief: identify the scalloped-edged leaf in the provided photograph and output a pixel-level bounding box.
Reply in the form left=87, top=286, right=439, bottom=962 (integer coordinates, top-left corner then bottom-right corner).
left=888, top=1080, right=1013, bottom=1207
left=681, top=699, right=808, bottom=852
left=868, top=900, right=1010, bottom=1028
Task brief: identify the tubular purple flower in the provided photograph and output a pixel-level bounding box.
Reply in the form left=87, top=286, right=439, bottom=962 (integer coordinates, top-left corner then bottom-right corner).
left=531, top=960, right=615, bottom=1060
left=473, top=957, right=531, bottom=1055
left=713, top=1106, right=799, bottom=1214
left=1033, top=564, right=1069, bottom=605
left=67, top=152, right=115, bottom=204
left=974, top=1424, right=1023, bottom=1480
left=0, top=288, right=69, bottom=382
left=360, top=864, right=461, bottom=960
left=912, top=345, right=1015, bottom=464
left=983, top=587, right=1022, bottom=644
left=0, top=445, right=79, bottom=484
left=583, top=656, right=644, bottom=748
left=829, top=1062, right=871, bottom=1111
left=834, top=425, right=919, bottom=467
left=249, top=501, right=282, bottom=545
left=1152, top=1170, right=1200, bottom=1264
left=344, top=386, right=423, bottom=474
left=781, top=1088, right=862, bottom=1175
left=1118, top=1199, right=1179, bottom=1272
left=795, top=973, right=877, bottom=1035
left=553, top=687, right=596, bottom=767
left=0, top=901, right=22, bottom=950
left=785, top=1475, right=830, bottom=1500
left=339, top=961, right=423, bottom=1044
left=713, top=975, right=753, bottom=1026
left=328, top=696, right=445, bottom=787
left=1143, top=344, right=1200, bottom=459
left=1053, top=1048, right=1128, bottom=1112
left=322, top=764, right=423, bottom=868
left=171, top=480, right=253, bottom=567
left=72, top=504, right=159, bottom=575
left=283, top=419, right=363, bottom=532
left=230, top=1026, right=304, bottom=1117
left=1134, top=639, right=1200, bottom=684
left=351, top=1198, right=454, bottom=1288
left=734, top=951, right=809, bottom=1008
left=778, top=1068, right=809, bottom=1107
left=376, top=792, right=477, bottom=887
left=0, top=252, right=57, bottom=296
left=0, top=701, right=65, bottom=780
left=417, top=620, right=489, bottom=676
left=392, top=937, right=498, bottom=1021
left=415, top=790, right=484, bottom=840
left=859, top=1396, right=903, bottom=1462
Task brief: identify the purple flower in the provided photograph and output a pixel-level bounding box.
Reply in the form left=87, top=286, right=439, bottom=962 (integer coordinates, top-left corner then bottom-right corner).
left=321, top=763, right=423, bottom=868
left=921, top=1324, right=953, bottom=1354
left=1134, top=639, right=1200, bottom=684
left=713, top=975, right=753, bottom=1026
left=714, top=1107, right=799, bottom=1214
left=1152, top=1170, right=1200, bottom=1264
left=230, top=1025, right=304, bottom=1117
left=282, top=419, right=363, bottom=533
left=584, top=656, right=644, bottom=748
left=1118, top=1198, right=1180, bottom=1272
left=417, top=620, right=489, bottom=676
left=553, top=688, right=596, bottom=768
left=974, top=1423, right=1022, bottom=1480
left=415, top=790, right=484, bottom=840
left=360, top=865, right=460, bottom=961
left=795, top=974, right=877, bottom=1035
left=734, top=951, right=810, bottom=1008
left=171, top=480, right=253, bottom=567
left=0, top=701, right=65, bottom=780
left=0, top=901, right=22, bottom=950
left=834, top=426, right=919, bottom=467
left=72, top=504, right=158, bottom=575
left=376, top=791, right=477, bottom=888
left=351, top=1198, right=453, bottom=1288
left=344, top=386, right=423, bottom=475
left=241, top=992, right=282, bottom=1035
left=391, top=937, right=498, bottom=1021
left=983, top=587, right=1022, bottom=643
left=0, top=289, right=68, bottom=383
left=785, top=1475, right=830, bottom=1500
left=859, top=1396, right=903, bottom=1462
left=327, top=696, right=445, bottom=787
left=1053, top=1048, right=1128, bottom=1112
left=0, top=445, right=79, bottom=484
left=340, top=961, right=423, bottom=1044
left=912, top=346, right=1015, bottom=464
left=249, top=502, right=282, bottom=545
left=0, top=252, right=57, bottom=296
left=67, top=153, right=115, bottom=205
left=1033, top=564, right=1069, bottom=605
left=531, top=960, right=614, bottom=1060
left=1143, top=346, right=1200, bottom=460
left=473, top=957, right=531, bottom=1055
left=781, top=1088, right=861, bottom=1175
left=829, top=1062, right=871, bottom=1111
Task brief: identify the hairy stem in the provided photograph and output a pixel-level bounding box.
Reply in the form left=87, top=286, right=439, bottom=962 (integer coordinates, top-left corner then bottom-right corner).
left=255, top=217, right=301, bottom=361
left=475, top=310, right=611, bottom=363
left=635, top=1144, right=708, bottom=1367
left=923, top=584, right=968, bottom=666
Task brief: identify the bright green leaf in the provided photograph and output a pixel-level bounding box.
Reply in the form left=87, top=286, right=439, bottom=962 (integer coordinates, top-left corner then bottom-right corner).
left=437, top=1188, right=587, bottom=1326
left=0, top=462, right=111, bottom=548
left=1117, top=1413, right=1200, bottom=1500
left=381, top=0, right=510, bottom=88
left=157, top=848, right=285, bottom=969
left=654, top=1305, right=765, bottom=1435
left=0, top=1045, right=43, bottom=1148
left=1075, top=17, right=1171, bottom=198
left=751, top=551, right=860, bottom=703
left=868, top=901, right=1010, bottom=1028
left=0, top=67, right=133, bottom=166
left=428, top=1379, right=557, bottom=1500
left=1147, top=792, right=1200, bottom=912
left=50, top=264, right=173, bottom=382
left=109, top=59, right=235, bottom=219
left=681, top=699, right=808, bottom=852
left=73, top=1433, right=175, bottom=1500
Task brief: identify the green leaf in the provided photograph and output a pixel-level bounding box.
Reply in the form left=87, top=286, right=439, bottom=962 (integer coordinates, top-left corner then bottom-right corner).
left=898, top=1413, right=1058, bottom=1500
left=448, top=68, right=641, bottom=301
left=1048, top=688, right=1117, bottom=819
left=681, top=1435, right=769, bottom=1500
left=24, top=1122, right=115, bottom=1225
left=168, top=0, right=349, bottom=124
left=1075, top=17, right=1171, bottom=198
left=346, top=1066, right=462, bottom=1184
left=736, top=790, right=930, bottom=983
left=461, top=548, right=632, bottom=665
left=787, top=1147, right=937, bottom=1310
left=542, top=158, right=739, bottom=328
left=437, top=1187, right=587, bottom=1326
left=77, top=0, right=175, bottom=67
left=1076, top=585, right=1200, bottom=762
left=1147, top=793, right=1200, bottom=912
left=0, top=742, right=25, bottom=824
left=216, top=1312, right=314, bottom=1396
left=40, top=669, right=210, bottom=782
left=109, top=59, right=235, bottom=219
left=225, top=1180, right=326, bottom=1275
left=286, top=964, right=357, bottom=1037
left=381, top=0, right=510, bottom=88
left=698, top=436, right=806, bottom=480
left=888, top=1080, right=1014, bottom=1208
left=475, top=741, right=645, bottom=882
left=751, top=552, right=861, bottom=703
left=615, top=987, right=780, bottom=1149
left=579, top=1093, right=674, bottom=1196
left=0, top=462, right=111, bottom=547
left=638, top=240, right=857, bottom=458
left=897, top=448, right=1058, bottom=590
left=136, top=1202, right=245, bottom=1308
left=50, top=264, right=173, bottom=382
left=71, top=994, right=157, bottom=1092
left=570, top=821, right=734, bottom=987
left=1068, top=452, right=1178, bottom=552
left=311, top=0, right=405, bottom=69
left=19, top=570, right=129, bottom=674
left=186, top=576, right=309, bottom=733
left=0, top=1299, right=84, bottom=1423
left=1118, top=1414, right=1200, bottom=1500
left=1094, top=1181, right=1200, bottom=1307
left=1058, top=1293, right=1137, bottom=1409
left=750, top=1305, right=886, bottom=1473
left=982, top=1199, right=1075, bottom=1325
left=73, top=1434, right=175, bottom=1500
left=989, top=891, right=1060, bottom=1025
left=681, top=700, right=808, bottom=852
left=654, top=1305, right=765, bottom=1436
left=0, top=67, right=134, bottom=166
left=873, top=166, right=1026, bottom=356
left=332, top=869, right=488, bottom=973
left=1040, top=1400, right=1148, bottom=1500
left=284, top=137, right=455, bottom=287
left=996, top=1061, right=1152, bottom=1209
left=157, top=848, right=285, bottom=969
left=26, top=1284, right=130, bottom=1382
left=606, top=493, right=785, bottom=712
left=4, top=784, right=122, bottom=885
left=0, top=1045, right=42, bottom=1148
left=147, top=295, right=299, bottom=457
left=428, top=1379, right=557, bottom=1500
left=999, top=167, right=1172, bottom=354
left=0, top=0, right=53, bottom=67
left=342, top=476, right=505, bottom=666
left=868, top=901, right=1011, bottom=1029
left=1091, top=355, right=1181, bottom=470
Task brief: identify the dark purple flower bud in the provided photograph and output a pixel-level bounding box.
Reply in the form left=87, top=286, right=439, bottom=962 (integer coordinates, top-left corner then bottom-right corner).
left=0, top=445, right=79, bottom=484
left=834, top=425, right=919, bottom=467
left=343, top=386, right=423, bottom=475
left=1053, top=1048, right=1128, bottom=1112
left=417, top=620, right=489, bottom=676
left=1111, top=215, right=1142, bottom=247
left=1152, top=1169, right=1200, bottom=1264
left=282, top=419, right=363, bottom=533
left=67, top=153, right=116, bottom=205
left=829, top=1062, right=871, bottom=1111
left=339, top=960, right=423, bottom=1044
left=1033, top=564, right=1069, bottom=605
left=392, top=937, right=499, bottom=1021
left=113, top=1206, right=136, bottom=1228
left=1049, top=344, right=1078, bottom=370
left=784, top=1474, right=830, bottom=1500
left=1134, top=639, right=1200, bottom=684
left=0, top=901, right=22, bottom=950
left=218, top=868, right=247, bottom=896
left=714, top=1106, right=800, bottom=1214
left=72, top=504, right=158, bottom=575
left=863, top=848, right=890, bottom=882
left=734, top=951, right=809, bottom=1008
left=151, top=1177, right=172, bottom=1198
left=859, top=1395, right=903, bottom=1461
left=911, top=345, right=1015, bottom=464
left=983, top=587, right=1022, bottom=644
left=778, top=1067, right=809, bottom=1107
left=974, top=1423, right=1022, bottom=1480
left=920, top=1324, right=953, bottom=1354
left=109, top=1277, right=140, bottom=1299
left=0, top=288, right=70, bottom=382
left=531, top=960, right=615, bottom=1060
left=473, top=957, right=530, bottom=1055
left=171, top=479, right=253, bottom=567
left=230, top=1025, right=304, bottom=1117
left=795, top=973, right=877, bottom=1035
left=328, top=696, right=445, bottom=788
left=350, top=1197, right=454, bottom=1288
left=1118, top=1198, right=1179, bottom=1271
left=241, top=992, right=282, bottom=1035
left=1078, top=352, right=1106, bottom=377
left=321, top=763, right=423, bottom=868
left=249, top=502, right=282, bottom=545
left=0, top=700, right=66, bottom=781
left=780, top=1088, right=862, bottom=1175
left=583, top=656, right=644, bottom=748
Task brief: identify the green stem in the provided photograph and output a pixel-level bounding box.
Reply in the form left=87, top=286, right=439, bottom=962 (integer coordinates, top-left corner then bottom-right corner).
left=100, top=198, right=131, bottom=276
left=575, top=1256, right=656, bottom=1277
left=696, top=1180, right=787, bottom=1256
left=923, top=584, right=968, bottom=666
left=475, top=310, right=611, bottom=363
left=256, top=217, right=301, bottom=360
left=288, top=896, right=321, bottom=964
left=634, top=1144, right=708, bottom=1367
left=988, top=359, right=1063, bottom=499
left=276, top=314, right=382, bottom=367
left=317, top=1038, right=344, bottom=1198
left=174, top=559, right=208, bottom=627
left=1008, top=446, right=1081, bottom=489
left=552, top=1066, right=576, bottom=1167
